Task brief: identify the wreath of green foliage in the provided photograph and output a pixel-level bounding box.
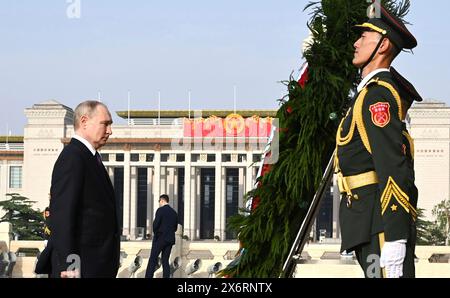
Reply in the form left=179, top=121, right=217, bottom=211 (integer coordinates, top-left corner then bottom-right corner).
left=223, top=0, right=412, bottom=277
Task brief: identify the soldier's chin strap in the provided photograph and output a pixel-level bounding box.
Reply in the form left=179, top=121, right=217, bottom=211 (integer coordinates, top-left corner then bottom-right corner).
left=359, top=36, right=385, bottom=78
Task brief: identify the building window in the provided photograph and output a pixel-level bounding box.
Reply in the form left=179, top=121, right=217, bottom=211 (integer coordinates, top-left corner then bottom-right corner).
left=225, top=168, right=239, bottom=240
left=116, top=154, right=124, bottom=162
left=191, top=154, right=200, bottom=162
left=114, top=168, right=124, bottom=233
left=161, top=154, right=169, bottom=162
left=222, top=154, right=231, bottom=162
left=207, top=154, right=216, bottom=162
left=100, top=153, right=109, bottom=162
left=253, top=154, right=262, bottom=163
left=200, top=168, right=215, bottom=239
left=9, top=166, right=22, bottom=188
left=146, top=154, right=154, bottom=162
left=137, top=168, right=148, bottom=238
left=315, top=179, right=333, bottom=240
left=131, top=154, right=140, bottom=162
left=176, top=154, right=185, bottom=162
left=238, top=154, right=246, bottom=162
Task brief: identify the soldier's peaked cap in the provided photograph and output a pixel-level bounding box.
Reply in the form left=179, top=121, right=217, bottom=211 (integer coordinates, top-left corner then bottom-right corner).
left=354, top=4, right=417, bottom=50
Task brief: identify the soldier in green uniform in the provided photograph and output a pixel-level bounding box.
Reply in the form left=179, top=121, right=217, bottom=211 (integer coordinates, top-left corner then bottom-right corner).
left=43, top=207, right=51, bottom=237
left=335, top=4, right=422, bottom=278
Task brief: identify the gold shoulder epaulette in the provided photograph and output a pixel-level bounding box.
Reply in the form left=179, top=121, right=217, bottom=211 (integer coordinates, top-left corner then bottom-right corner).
left=336, top=78, right=403, bottom=155
left=364, top=78, right=402, bottom=120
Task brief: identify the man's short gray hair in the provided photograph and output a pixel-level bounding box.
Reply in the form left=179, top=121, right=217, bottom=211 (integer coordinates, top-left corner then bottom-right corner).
left=73, top=100, right=108, bottom=130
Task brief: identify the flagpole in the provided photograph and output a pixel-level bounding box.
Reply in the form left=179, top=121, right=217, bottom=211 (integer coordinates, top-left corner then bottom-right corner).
left=5, top=123, right=8, bottom=145
left=127, top=90, right=131, bottom=126
left=98, top=90, right=102, bottom=102
left=188, top=90, right=191, bottom=119
left=158, top=91, right=161, bottom=125
left=233, top=85, right=237, bottom=114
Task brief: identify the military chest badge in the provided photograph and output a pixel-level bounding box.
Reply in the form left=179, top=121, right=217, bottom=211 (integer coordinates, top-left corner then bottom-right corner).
left=369, top=102, right=391, bottom=127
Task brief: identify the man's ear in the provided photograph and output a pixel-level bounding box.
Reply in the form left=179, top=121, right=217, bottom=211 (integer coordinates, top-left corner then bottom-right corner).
left=378, top=37, right=392, bottom=55
left=80, top=115, right=89, bottom=129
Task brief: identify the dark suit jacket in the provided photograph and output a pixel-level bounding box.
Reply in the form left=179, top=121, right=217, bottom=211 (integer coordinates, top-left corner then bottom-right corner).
left=153, top=205, right=178, bottom=245
left=37, top=138, right=120, bottom=278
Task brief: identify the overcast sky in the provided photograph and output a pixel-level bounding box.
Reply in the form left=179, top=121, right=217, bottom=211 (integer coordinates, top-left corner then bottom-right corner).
left=1, top=0, right=449, bottom=135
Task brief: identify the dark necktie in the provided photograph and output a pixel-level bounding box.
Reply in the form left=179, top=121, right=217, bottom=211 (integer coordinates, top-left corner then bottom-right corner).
left=95, top=152, right=103, bottom=167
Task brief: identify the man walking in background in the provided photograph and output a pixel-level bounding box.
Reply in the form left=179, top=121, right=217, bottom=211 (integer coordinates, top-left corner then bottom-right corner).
left=145, top=194, right=178, bottom=278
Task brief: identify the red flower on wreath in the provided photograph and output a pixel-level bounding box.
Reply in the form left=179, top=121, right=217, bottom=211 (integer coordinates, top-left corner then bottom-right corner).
left=298, top=67, right=309, bottom=89
left=251, top=197, right=261, bottom=211
left=298, top=63, right=309, bottom=89
left=261, top=163, right=272, bottom=177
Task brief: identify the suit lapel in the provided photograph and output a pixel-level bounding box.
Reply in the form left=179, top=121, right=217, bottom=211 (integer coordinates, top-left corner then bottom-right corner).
left=70, top=139, right=115, bottom=202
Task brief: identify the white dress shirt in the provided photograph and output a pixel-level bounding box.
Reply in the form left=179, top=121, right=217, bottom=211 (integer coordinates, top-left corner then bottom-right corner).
left=357, top=68, right=390, bottom=93
left=72, top=134, right=96, bottom=156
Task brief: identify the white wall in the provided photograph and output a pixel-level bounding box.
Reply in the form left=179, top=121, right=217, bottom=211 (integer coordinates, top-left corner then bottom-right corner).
left=408, top=100, right=450, bottom=220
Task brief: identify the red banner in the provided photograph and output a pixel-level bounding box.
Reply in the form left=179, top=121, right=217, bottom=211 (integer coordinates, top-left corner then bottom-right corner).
left=183, top=114, right=272, bottom=137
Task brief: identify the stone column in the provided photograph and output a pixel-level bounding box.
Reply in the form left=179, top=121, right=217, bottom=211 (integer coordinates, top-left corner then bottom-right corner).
left=152, top=152, right=161, bottom=223
left=129, top=166, right=137, bottom=239
left=238, top=167, right=245, bottom=208
left=183, top=154, right=192, bottom=239
left=160, top=166, right=167, bottom=196
left=245, top=153, right=255, bottom=208
left=146, top=167, right=153, bottom=237
left=194, top=168, right=201, bottom=239
left=123, top=149, right=131, bottom=238
left=167, top=167, right=175, bottom=208
left=108, top=167, right=115, bottom=187
left=23, top=101, right=74, bottom=211
left=0, top=163, right=7, bottom=202
left=220, top=167, right=226, bottom=241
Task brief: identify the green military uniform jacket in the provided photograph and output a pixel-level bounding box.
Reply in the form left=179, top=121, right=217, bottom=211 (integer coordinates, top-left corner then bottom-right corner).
left=336, top=70, right=418, bottom=252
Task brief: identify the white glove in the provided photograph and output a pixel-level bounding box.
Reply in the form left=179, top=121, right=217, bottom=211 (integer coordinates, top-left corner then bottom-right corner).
left=380, top=240, right=406, bottom=278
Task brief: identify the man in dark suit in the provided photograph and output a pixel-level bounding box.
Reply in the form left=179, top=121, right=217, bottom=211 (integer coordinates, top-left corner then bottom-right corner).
left=38, top=100, right=119, bottom=278
left=145, top=194, right=178, bottom=278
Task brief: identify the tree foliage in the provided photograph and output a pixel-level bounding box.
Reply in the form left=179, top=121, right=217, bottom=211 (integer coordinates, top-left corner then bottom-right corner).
left=431, top=199, right=450, bottom=245
left=224, top=0, right=412, bottom=277
left=416, top=208, right=446, bottom=246
left=0, top=193, right=45, bottom=240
